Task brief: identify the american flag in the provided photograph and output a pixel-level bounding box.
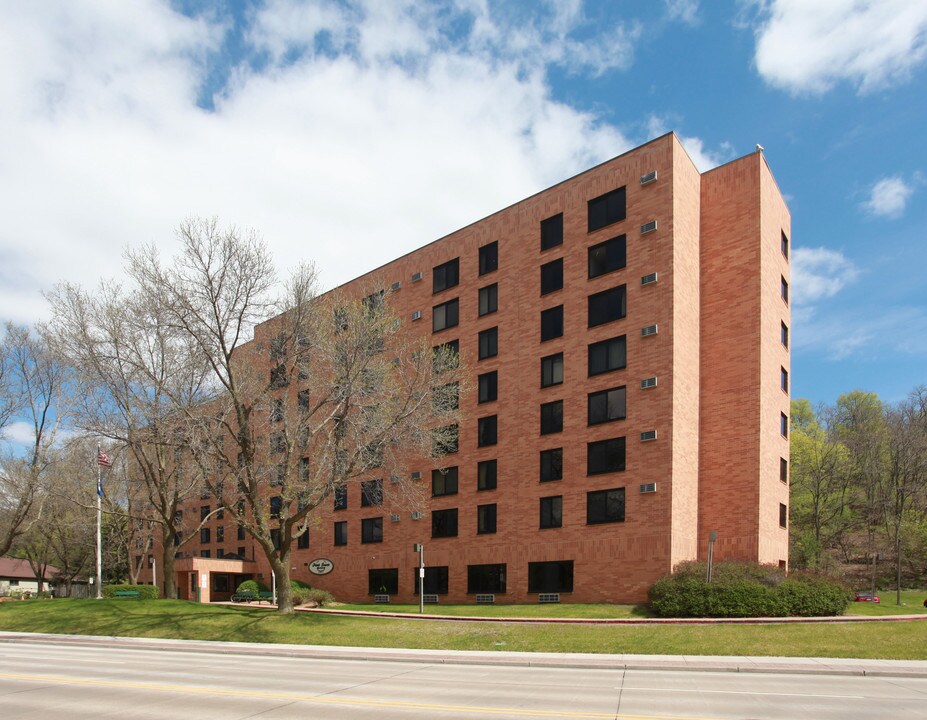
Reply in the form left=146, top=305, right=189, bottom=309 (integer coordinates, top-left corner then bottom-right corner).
left=97, top=449, right=112, bottom=467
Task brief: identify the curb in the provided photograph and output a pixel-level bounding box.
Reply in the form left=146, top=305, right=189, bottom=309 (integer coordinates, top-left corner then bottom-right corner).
left=2, top=632, right=926, bottom=678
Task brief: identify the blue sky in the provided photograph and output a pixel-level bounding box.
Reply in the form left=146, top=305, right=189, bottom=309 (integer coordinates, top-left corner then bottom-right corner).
left=0, top=0, right=925, bottom=413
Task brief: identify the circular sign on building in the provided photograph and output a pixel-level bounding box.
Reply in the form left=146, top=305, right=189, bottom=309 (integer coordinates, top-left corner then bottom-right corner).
left=308, top=558, right=334, bottom=575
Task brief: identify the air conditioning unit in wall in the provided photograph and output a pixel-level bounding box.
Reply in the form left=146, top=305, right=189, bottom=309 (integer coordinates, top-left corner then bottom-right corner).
left=641, top=324, right=658, bottom=337
left=410, top=471, right=422, bottom=480
left=640, top=272, right=658, bottom=286
left=411, top=310, right=422, bottom=321
left=640, top=377, right=658, bottom=389
left=640, top=430, right=658, bottom=442
left=639, top=483, right=657, bottom=494
left=411, top=511, right=423, bottom=520
left=389, top=514, right=401, bottom=522
left=538, top=593, right=561, bottom=603
left=391, top=281, right=402, bottom=291
left=411, top=271, right=423, bottom=282
left=475, top=594, right=495, bottom=604
left=640, top=170, right=658, bottom=185
left=640, top=220, right=658, bottom=234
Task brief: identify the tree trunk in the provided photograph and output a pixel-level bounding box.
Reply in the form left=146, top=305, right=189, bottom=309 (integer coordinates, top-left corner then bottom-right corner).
left=270, top=551, right=293, bottom=613
left=160, top=526, right=176, bottom=599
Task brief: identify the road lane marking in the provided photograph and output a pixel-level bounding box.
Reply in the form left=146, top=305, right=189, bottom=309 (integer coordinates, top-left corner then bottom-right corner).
left=0, top=671, right=726, bottom=720
left=620, top=687, right=866, bottom=699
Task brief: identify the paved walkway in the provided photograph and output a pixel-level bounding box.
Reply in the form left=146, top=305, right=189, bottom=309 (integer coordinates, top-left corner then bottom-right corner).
left=2, top=631, right=926, bottom=677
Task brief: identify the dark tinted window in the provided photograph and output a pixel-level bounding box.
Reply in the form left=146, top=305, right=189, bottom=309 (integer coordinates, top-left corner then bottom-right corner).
left=433, top=299, right=459, bottom=332
left=479, top=283, right=498, bottom=316
left=334, top=485, right=347, bottom=510
left=477, top=504, right=497, bottom=534
left=478, top=327, right=498, bottom=359
left=588, top=285, right=627, bottom=327
left=433, top=258, right=459, bottom=293
left=541, top=258, right=564, bottom=295
left=540, top=400, right=563, bottom=435
left=478, top=371, right=498, bottom=403
left=540, top=213, right=563, bottom=251
left=528, top=560, right=573, bottom=593
left=361, top=479, right=383, bottom=507
left=781, top=322, right=789, bottom=348
left=361, top=517, right=383, bottom=543
left=541, top=353, right=563, bottom=388
left=478, top=459, right=497, bottom=490
left=432, top=508, right=458, bottom=538
left=478, top=415, right=498, bottom=447
left=541, top=305, right=564, bottom=341
left=540, top=448, right=562, bottom=482
left=587, top=488, right=625, bottom=524
left=588, top=235, right=626, bottom=277
left=297, top=529, right=309, bottom=549
left=589, top=336, right=626, bottom=375
left=334, top=521, right=347, bottom=545
left=540, top=496, right=562, bottom=529
left=780, top=458, right=788, bottom=484
left=479, top=241, right=498, bottom=275
left=414, top=566, right=449, bottom=595
left=588, top=386, right=627, bottom=425
left=588, top=187, right=626, bottom=232
left=432, top=466, right=458, bottom=496
left=368, top=568, right=398, bottom=594
left=467, top=563, right=506, bottom=593
left=587, top=437, right=626, bottom=475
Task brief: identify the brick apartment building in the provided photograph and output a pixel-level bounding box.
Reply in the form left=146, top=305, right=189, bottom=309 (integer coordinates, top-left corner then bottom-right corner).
left=139, top=132, right=791, bottom=604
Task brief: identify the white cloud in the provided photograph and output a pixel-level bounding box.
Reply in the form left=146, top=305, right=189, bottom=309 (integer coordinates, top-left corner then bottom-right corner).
left=665, top=0, right=700, bottom=25
left=862, top=176, right=916, bottom=218
left=751, top=0, right=927, bottom=94
left=791, top=247, right=859, bottom=305
left=645, top=116, right=733, bottom=172
left=0, top=421, right=36, bottom=447
left=794, top=306, right=927, bottom=361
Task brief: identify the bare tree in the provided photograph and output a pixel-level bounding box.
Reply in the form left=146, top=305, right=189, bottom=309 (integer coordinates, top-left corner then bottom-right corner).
left=46, top=281, right=214, bottom=598
left=130, top=218, right=464, bottom=612
left=0, top=323, right=76, bottom=557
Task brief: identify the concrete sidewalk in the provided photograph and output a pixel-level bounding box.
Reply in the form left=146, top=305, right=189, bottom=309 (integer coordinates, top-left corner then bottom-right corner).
left=2, top=631, right=926, bottom=678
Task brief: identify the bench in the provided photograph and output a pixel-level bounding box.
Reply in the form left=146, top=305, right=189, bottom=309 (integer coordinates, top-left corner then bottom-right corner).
left=231, top=590, right=256, bottom=603
left=258, top=591, right=274, bottom=604
left=114, top=590, right=141, bottom=599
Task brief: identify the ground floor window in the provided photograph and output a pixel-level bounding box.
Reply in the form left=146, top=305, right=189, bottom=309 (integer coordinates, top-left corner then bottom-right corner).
left=414, top=566, right=449, bottom=595
left=368, top=568, right=398, bottom=595
left=527, top=560, right=573, bottom=593
left=467, top=563, right=506, bottom=594
left=212, top=574, right=231, bottom=593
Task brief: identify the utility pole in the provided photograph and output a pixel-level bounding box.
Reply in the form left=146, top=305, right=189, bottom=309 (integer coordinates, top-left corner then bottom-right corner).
left=413, top=544, right=424, bottom=614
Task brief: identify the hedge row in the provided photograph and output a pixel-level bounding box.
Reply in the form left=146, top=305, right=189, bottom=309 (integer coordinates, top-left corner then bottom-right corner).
left=102, top=584, right=159, bottom=600
left=648, top=561, right=852, bottom=618
left=234, top=578, right=334, bottom=606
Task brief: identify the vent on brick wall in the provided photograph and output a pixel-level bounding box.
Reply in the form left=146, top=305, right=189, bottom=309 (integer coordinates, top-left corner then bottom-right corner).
left=389, top=513, right=401, bottom=522
left=640, top=220, right=658, bottom=234
left=411, top=271, right=423, bottom=282
left=640, top=482, right=657, bottom=494
left=641, top=272, right=658, bottom=286
left=374, top=594, right=390, bottom=603
left=640, top=430, right=658, bottom=442
left=423, top=594, right=439, bottom=604
left=391, top=281, right=402, bottom=292
left=389, top=475, right=400, bottom=484
left=538, top=593, right=561, bottom=603
left=476, top=594, right=495, bottom=604
left=641, top=324, right=658, bottom=337
left=411, top=511, right=423, bottom=520
left=640, top=377, right=658, bottom=389
left=411, top=310, right=422, bottom=321
left=410, top=471, right=422, bottom=480
left=640, top=170, right=658, bottom=185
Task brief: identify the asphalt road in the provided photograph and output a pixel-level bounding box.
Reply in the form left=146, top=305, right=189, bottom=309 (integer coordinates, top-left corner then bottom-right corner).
left=1, top=638, right=926, bottom=719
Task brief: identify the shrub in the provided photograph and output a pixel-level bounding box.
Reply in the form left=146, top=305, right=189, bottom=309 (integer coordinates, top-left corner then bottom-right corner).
left=290, top=579, right=310, bottom=590
left=292, top=587, right=334, bottom=607
left=648, top=561, right=851, bottom=618
left=235, top=579, right=269, bottom=595
left=102, top=584, right=159, bottom=600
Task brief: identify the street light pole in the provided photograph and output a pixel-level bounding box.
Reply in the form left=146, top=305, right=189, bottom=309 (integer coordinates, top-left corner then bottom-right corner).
left=706, top=530, right=717, bottom=583
left=413, top=543, right=424, bottom=614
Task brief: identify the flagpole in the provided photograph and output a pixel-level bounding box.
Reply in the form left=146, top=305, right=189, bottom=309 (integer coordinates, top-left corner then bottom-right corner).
left=96, top=443, right=103, bottom=599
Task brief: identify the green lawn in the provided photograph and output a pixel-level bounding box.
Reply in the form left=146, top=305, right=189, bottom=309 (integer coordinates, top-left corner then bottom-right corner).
left=845, top=589, right=927, bottom=615
left=1, top=599, right=925, bottom=660
left=331, top=602, right=650, bottom=618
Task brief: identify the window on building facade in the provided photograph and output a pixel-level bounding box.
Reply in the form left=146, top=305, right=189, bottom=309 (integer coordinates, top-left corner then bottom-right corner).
left=270, top=431, right=286, bottom=454
left=781, top=276, right=789, bottom=304
left=478, top=371, right=498, bottom=403
left=587, top=437, right=626, bottom=475
left=528, top=560, right=574, bottom=593
left=779, top=503, right=788, bottom=528
left=781, top=412, right=789, bottom=438
left=478, top=415, right=498, bottom=447
left=201, top=549, right=211, bottom=558
left=540, top=400, right=563, bottom=435
left=270, top=398, right=284, bottom=422
left=540, top=213, right=563, bottom=251
left=200, top=527, right=210, bottom=544
left=433, top=298, right=459, bottom=332
left=237, top=526, right=245, bottom=541
left=588, top=286, right=627, bottom=327
left=478, top=459, right=497, bottom=490
left=541, top=353, right=564, bottom=388
left=479, top=241, right=498, bottom=275
left=780, top=457, right=788, bottom=484
left=433, top=382, right=460, bottom=412
left=467, top=563, right=506, bottom=593
left=587, top=487, right=625, bottom=524
left=589, top=336, right=627, bottom=375
left=588, top=235, right=626, bottom=277
left=479, top=283, right=498, bottom=316
left=477, top=503, right=497, bottom=534
left=432, top=423, right=459, bottom=456
left=432, top=339, right=460, bottom=371
left=361, top=479, right=383, bottom=507
left=588, top=386, right=627, bottom=425
left=540, top=258, right=564, bottom=295
left=368, top=568, right=398, bottom=594
left=334, top=485, right=347, bottom=510
left=432, top=508, right=458, bottom=538
left=433, top=258, right=459, bottom=293
left=478, top=327, right=498, bottom=359
left=588, top=187, right=626, bottom=232
left=334, top=520, right=347, bottom=546
left=216, top=526, right=224, bottom=543
left=270, top=495, right=282, bottom=518
left=781, top=231, right=789, bottom=259
left=200, top=505, right=210, bottom=520
left=781, top=321, right=789, bottom=348
left=361, top=517, right=383, bottom=544
left=432, top=466, right=459, bottom=496
left=781, top=367, right=789, bottom=392
left=415, top=566, right=449, bottom=594
left=540, top=448, right=563, bottom=482
left=541, top=305, right=564, bottom=341
left=270, top=364, right=288, bottom=388
left=540, top=495, right=562, bottom=529
left=297, top=529, right=309, bottom=549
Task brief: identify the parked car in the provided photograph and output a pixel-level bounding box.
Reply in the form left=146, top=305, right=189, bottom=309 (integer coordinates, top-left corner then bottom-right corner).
left=854, top=591, right=880, bottom=603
